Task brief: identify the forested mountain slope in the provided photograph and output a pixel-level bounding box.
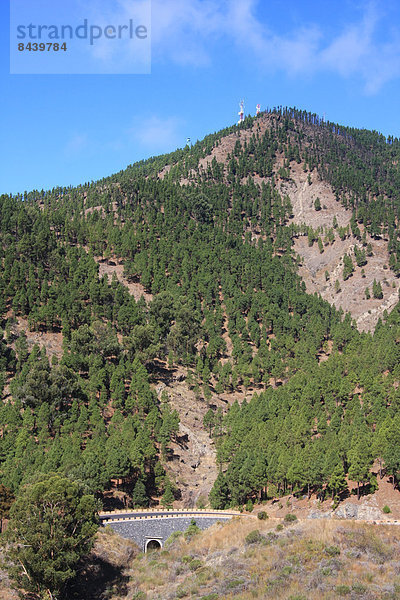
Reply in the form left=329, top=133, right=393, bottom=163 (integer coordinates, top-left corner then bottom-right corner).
left=1, top=108, right=400, bottom=513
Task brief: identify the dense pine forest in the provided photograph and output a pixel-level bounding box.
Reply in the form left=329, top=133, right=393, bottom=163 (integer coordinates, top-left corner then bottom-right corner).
left=2, top=107, right=400, bottom=518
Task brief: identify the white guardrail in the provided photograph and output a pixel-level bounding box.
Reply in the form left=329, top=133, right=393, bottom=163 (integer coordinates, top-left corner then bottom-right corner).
left=99, top=509, right=242, bottom=523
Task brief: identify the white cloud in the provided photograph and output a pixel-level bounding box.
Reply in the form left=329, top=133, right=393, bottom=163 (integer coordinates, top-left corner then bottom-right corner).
left=318, top=4, right=400, bottom=93
left=149, top=0, right=400, bottom=93
left=64, top=0, right=400, bottom=92
left=82, top=0, right=151, bottom=72
left=151, top=0, right=223, bottom=65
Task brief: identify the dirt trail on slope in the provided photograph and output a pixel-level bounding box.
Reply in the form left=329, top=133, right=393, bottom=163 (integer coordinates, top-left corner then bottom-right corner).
left=154, top=370, right=221, bottom=508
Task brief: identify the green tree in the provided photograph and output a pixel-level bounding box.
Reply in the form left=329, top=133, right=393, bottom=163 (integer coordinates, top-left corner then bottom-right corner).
left=203, top=408, right=215, bottom=436
left=209, top=472, right=229, bottom=509
left=131, top=478, right=149, bottom=508
left=161, top=477, right=174, bottom=509
left=372, top=279, right=383, bottom=299
left=327, top=463, right=348, bottom=499
left=4, top=474, right=98, bottom=600
left=348, top=436, right=373, bottom=500
left=378, top=416, right=400, bottom=488
left=342, top=254, right=354, bottom=281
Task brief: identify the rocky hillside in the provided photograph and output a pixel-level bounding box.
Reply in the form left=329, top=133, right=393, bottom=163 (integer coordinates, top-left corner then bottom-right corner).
left=2, top=107, right=400, bottom=518
left=159, top=112, right=398, bottom=332
left=35, top=515, right=400, bottom=600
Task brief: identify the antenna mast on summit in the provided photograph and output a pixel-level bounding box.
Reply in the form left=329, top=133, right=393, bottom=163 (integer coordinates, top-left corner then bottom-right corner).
left=238, top=100, right=245, bottom=124
left=256, top=103, right=261, bottom=116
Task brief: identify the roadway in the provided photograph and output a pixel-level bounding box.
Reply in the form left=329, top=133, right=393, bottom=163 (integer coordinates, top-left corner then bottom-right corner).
left=99, top=509, right=240, bottom=521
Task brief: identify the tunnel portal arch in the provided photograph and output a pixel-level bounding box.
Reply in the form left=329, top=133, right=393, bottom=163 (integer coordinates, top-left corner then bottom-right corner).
left=145, top=538, right=163, bottom=552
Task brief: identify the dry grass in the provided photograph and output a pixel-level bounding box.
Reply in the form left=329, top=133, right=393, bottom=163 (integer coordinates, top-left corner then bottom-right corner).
left=118, top=518, right=400, bottom=600
left=4, top=520, right=400, bottom=599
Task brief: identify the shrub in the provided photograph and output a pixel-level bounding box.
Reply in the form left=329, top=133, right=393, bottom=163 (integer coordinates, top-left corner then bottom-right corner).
left=245, top=529, right=263, bottom=544
left=345, top=529, right=393, bottom=562
left=382, top=505, right=391, bottom=514
left=276, top=524, right=283, bottom=531
left=246, top=499, right=254, bottom=512
left=165, top=530, right=183, bottom=547
left=181, top=555, right=193, bottom=564
left=227, top=579, right=244, bottom=589
left=257, top=511, right=268, bottom=520
left=325, top=545, right=341, bottom=556
left=352, top=583, right=367, bottom=594
left=284, top=513, right=297, bottom=523
left=200, top=595, right=218, bottom=600
left=184, top=519, right=201, bottom=540
left=189, top=559, right=203, bottom=572
left=335, top=585, right=351, bottom=596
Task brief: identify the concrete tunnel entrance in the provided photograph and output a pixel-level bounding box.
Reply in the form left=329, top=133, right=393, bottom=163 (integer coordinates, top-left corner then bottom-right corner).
left=145, top=538, right=163, bottom=552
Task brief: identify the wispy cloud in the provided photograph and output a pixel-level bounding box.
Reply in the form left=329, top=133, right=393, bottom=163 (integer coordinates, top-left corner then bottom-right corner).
left=82, top=0, right=151, bottom=72
left=149, top=0, right=400, bottom=93
left=318, top=3, right=400, bottom=94
left=132, top=116, right=183, bottom=150
left=49, top=0, right=400, bottom=91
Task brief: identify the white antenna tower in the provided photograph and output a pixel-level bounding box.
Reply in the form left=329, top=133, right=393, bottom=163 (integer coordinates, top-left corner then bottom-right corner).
left=256, top=103, right=261, bottom=115
left=238, top=100, right=245, bottom=124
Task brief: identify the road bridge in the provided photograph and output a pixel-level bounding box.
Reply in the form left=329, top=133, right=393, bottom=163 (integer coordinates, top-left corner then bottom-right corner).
left=99, top=509, right=241, bottom=552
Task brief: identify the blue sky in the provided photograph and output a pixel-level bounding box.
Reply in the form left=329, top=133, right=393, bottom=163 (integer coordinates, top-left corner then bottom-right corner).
left=2, top=0, right=400, bottom=195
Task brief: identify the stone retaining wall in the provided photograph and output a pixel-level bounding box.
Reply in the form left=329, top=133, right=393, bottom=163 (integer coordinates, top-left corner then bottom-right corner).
left=104, top=515, right=232, bottom=552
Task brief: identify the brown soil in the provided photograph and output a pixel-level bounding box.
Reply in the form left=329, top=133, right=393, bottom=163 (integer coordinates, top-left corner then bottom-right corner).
left=158, top=115, right=274, bottom=184
left=158, top=115, right=397, bottom=332
left=252, top=470, right=400, bottom=522
left=10, top=316, right=63, bottom=361
left=285, top=164, right=397, bottom=332
left=153, top=365, right=221, bottom=509
left=95, top=257, right=153, bottom=304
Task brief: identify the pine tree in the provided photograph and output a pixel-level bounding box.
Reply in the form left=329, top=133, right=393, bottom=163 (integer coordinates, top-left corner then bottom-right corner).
left=348, top=437, right=372, bottom=500
left=342, top=254, right=354, bottom=281
left=209, top=472, right=229, bottom=509
left=161, top=478, right=174, bottom=509
left=131, top=478, right=149, bottom=508
left=327, top=463, right=347, bottom=499
left=372, top=279, right=383, bottom=299
left=203, top=408, right=215, bottom=436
